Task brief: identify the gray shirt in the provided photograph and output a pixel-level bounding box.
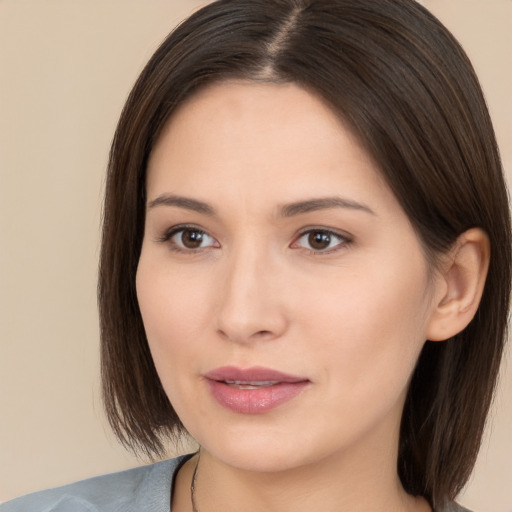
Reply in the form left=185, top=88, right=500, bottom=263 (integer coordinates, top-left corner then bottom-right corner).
left=0, top=454, right=472, bottom=511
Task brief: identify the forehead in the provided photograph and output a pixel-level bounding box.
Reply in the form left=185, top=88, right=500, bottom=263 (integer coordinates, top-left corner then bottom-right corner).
left=148, top=81, right=384, bottom=188
left=153, top=81, right=356, bottom=161
left=164, top=80, right=345, bottom=134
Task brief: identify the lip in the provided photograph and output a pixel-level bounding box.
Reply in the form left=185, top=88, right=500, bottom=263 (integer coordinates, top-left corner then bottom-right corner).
left=204, top=366, right=310, bottom=414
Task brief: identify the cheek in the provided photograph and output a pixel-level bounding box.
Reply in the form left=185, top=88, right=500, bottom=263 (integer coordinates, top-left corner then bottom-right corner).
left=135, top=261, right=213, bottom=426
left=135, top=258, right=208, bottom=370
left=297, top=257, right=432, bottom=391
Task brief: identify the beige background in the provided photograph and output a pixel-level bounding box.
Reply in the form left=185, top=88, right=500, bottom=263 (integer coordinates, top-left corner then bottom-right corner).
left=0, top=0, right=510, bottom=509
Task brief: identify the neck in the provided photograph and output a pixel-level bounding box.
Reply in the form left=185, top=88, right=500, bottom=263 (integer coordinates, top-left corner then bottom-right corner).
left=175, top=431, right=431, bottom=512
left=194, top=454, right=423, bottom=512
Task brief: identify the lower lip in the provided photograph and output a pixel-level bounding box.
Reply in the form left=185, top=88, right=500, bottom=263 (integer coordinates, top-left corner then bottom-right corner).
left=206, top=380, right=309, bottom=414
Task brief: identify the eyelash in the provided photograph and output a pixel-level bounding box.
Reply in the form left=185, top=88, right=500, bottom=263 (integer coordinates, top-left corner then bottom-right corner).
left=156, top=225, right=352, bottom=255
left=157, top=224, right=219, bottom=254
left=293, top=228, right=352, bottom=254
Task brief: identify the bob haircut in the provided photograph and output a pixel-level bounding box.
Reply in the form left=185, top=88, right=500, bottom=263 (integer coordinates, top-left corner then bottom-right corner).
left=99, top=0, right=511, bottom=507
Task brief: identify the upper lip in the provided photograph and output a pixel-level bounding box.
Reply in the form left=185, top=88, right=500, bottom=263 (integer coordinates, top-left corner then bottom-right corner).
left=204, top=366, right=309, bottom=384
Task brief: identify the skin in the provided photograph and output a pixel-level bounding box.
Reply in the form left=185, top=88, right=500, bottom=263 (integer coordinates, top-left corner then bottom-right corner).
left=136, top=81, right=447, bottom=512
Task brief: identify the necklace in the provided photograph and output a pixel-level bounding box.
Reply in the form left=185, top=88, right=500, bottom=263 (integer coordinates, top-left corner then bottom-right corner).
left=190, top=451, right=201, bottom=512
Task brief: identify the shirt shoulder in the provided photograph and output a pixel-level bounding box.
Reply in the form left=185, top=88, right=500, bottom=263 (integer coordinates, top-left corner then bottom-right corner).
left=439, top=502, right=473, bottom=512
left=0, top=455, right=191, bottom=512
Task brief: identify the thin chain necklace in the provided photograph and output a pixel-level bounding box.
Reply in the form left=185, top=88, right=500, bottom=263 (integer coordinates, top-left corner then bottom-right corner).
left=190, top=451, right=201, bottom=512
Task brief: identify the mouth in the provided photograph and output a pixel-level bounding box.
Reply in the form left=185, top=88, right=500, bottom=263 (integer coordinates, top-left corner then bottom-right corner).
left=204, top=366, right=310, bottom=414
left=222, top=380, right=281, bottom=389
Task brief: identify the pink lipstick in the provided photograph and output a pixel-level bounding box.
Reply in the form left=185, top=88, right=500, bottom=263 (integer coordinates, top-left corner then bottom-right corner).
left=204, top=366, right=310, bottom=414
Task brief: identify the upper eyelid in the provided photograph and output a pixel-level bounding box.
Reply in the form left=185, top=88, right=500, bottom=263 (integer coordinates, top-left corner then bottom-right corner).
left=159, top=223, right=208, bottom=239
left=295, top=226, right=352, bottom=240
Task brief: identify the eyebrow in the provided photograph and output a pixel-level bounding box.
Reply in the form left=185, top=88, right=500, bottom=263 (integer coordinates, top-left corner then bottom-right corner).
left=279, top=197, right=375, bottom=217
left=148, top=194, right=216, bottom=215
left=147, top=194, right=375, bottom=217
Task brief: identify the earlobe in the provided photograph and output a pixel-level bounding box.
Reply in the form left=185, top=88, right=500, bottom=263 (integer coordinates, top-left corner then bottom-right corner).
left=426, top=228, right=490, bottom=342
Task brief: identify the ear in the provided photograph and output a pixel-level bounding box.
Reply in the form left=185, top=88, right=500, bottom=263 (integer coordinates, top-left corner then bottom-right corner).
left=426, top=228, right=490, bottom=342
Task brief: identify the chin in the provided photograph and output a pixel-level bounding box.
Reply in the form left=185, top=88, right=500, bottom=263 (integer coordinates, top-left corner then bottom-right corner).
left=191, top=423, right=340, bottom=475
left=186, top=422, right=306, bottom=472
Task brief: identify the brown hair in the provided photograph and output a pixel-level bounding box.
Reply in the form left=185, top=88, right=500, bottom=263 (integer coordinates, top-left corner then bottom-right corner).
left=98, top=0, right=511, bottom=507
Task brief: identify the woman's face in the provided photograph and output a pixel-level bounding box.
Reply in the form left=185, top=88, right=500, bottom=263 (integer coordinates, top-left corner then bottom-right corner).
left=137, top=82, right=442, bottom=473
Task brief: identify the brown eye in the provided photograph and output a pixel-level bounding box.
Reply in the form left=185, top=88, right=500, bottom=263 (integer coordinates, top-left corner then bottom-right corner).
left=308, top=231, right=332, bottom=250
left=294, top=229, right=350, bottom=253
left=167, top=227, right=218, bottom=250
left=181, top=229, right=205, bottom=248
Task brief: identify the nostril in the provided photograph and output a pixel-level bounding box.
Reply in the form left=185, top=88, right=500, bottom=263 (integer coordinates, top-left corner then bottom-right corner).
left=217, top=329, right=229, bottom=339
left=255, top=330, right=272, bottom=337
left=216, top=328, right=279, bottom=344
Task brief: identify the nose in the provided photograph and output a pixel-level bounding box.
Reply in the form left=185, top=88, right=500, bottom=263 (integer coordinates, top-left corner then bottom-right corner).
left=215, top=243, right=289, bottom=344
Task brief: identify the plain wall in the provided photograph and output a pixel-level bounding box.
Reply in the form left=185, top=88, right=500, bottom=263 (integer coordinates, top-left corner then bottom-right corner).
left=0, top=1, right=510, bottom=510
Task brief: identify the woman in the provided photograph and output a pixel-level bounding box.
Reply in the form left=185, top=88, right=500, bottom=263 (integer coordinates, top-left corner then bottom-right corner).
left=2, top=0, right=510, bottom=511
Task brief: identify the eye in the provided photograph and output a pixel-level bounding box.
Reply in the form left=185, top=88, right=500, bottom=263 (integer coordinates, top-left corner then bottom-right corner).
left=292, top=229, right=351, bottom=253
left=160, top=226, right=219, bottom=252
